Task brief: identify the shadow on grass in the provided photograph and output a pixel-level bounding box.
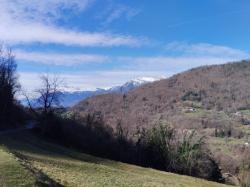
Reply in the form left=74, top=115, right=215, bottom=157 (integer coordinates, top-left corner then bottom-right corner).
left=0, top=130, right=115, bottom=168
left=12, top=151, right=64, bottom=187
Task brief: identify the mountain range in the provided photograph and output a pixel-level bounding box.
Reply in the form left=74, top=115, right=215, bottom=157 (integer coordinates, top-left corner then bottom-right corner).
left=28, top=77, right=160, bottom=107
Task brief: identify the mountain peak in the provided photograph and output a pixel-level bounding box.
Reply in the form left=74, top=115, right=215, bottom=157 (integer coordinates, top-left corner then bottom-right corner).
left=53, top=76, right=162, bottom=107
left=108, top=76, right=161, bottom=93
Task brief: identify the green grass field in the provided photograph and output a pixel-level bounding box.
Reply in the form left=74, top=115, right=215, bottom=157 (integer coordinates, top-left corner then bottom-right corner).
left=0, top=130, right=231, bottom=187
left=0, top=148, right=36, bottom=187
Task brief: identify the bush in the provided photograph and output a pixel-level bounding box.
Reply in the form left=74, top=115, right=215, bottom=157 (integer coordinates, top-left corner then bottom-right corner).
left=136, top=123, right=174, bottom=170
left=175, top=132, right=221, bottom=180
left=135, top=122, right=222, bottom=181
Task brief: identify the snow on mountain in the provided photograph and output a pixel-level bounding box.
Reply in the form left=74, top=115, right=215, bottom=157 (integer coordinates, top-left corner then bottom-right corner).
left=61, top=77, right=162, bottom=107
left=21, top=77, right=163, bottom=107
left=109, top=77, right=157, bottom=93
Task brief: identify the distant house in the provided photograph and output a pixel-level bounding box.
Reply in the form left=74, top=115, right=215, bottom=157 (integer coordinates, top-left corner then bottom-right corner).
left=184, top=107, right=196, bottom=113
left=189, top=108, right=196, bottom=112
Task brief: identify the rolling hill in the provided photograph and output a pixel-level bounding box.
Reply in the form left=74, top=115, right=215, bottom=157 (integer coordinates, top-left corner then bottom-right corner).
left=0, top=130, right=231, bottom=187
left=73, top=60, right=250, bottom=131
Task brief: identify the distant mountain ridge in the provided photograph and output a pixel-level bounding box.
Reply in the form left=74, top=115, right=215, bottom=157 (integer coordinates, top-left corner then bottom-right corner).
left=53, top=77, right=161, bottom=107
left=21, top=77, right=159, bottom=107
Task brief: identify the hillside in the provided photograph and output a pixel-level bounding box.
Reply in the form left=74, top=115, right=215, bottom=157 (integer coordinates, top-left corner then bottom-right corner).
left=73, top=60, right=250, bottom=130
left=0, top=130, right=230, bottom=187
left=73, top=60, right=250, bottom=180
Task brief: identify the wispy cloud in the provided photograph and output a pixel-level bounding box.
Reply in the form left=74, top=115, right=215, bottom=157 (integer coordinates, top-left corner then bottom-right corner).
left=0, top=0, right=142, bottom=47
left=117, top=56, right=241, bottom=73
left=103, top=4, right=140, bottom=25
left=96, top=2, right=140, bottom=26
left=15, top=50, right=109, bottom=66
left=117, top=43, right=249, bottom=72
left=0, top=22, right=140, bottom=47
left=1, top=0, right=93, bottom=23
left=165, top=42, right=249, bottom=58
left=115, top=43, right=249, bottom=74
left=15, top=42, right=249, bottom=70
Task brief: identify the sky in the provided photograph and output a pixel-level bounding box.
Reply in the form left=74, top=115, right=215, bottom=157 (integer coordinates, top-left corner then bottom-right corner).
left=1, top=0, right=250, bottom=93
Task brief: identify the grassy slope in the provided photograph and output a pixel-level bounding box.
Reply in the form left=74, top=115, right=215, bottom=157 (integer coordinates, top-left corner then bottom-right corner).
left=0, top=130, right=231, bottom=187
left=0, top=148, right=36, bottom=187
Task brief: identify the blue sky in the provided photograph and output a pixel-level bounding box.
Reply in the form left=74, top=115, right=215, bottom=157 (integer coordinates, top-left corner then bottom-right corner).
left=1, top=0, right=250, bottom=93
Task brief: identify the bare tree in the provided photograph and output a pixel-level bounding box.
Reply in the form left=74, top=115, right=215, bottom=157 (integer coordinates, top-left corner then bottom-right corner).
left=35, top=74, right=63, bottom=115
left=23, top=74, right=63, bottom=134
left=24, top=74, right=63, bottom=115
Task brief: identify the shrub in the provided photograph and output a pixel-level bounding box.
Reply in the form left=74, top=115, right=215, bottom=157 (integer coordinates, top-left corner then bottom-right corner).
left=137, top=123, right=174, bottom=170
left=175, top=131, right=222, bottom=180
left=135, top=122, right=222, bottom=181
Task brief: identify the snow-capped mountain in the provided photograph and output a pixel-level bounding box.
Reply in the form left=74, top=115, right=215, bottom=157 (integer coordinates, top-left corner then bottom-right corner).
left=61, top=77, right=160, bottom=107
left=108, top=77, right=157, bottom=93
left=21, top=77, right=162, bottom=107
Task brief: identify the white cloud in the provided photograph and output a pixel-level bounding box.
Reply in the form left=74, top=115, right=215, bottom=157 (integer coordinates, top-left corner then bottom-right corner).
left=103, top=4, right=140, bottom=25
left=14, top=51, right=236, bottom=68
left=0, top=0, right=142, bottom=47
left=15, top=50, right=109, bottom=65
left=0, top=21, right=140, bottom=47
left=1, top=0, right=92, bottom=23
left=14, top=41, right=248, bottom=75
left=116, top=56, right=246, bottom=72
left=160, top=56, right=228, bottom=65
left=165, top=42, right=249, bottom=58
